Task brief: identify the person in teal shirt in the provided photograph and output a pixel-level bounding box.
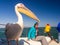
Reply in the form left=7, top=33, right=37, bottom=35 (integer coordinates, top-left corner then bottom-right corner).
left=28, top=26, right=36, bottom=40
left=28, top=22, right=38, bottom=40
left=28, top=22, right=48, bottom=45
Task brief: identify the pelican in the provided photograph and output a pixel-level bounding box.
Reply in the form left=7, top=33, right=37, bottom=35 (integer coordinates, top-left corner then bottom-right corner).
left=5, top=3, right=40, bottom=45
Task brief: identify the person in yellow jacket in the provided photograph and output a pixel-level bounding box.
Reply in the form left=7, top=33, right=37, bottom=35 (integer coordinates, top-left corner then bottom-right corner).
left=45, top=24, right=51, bottom=33
left=44, top=24, right=58, bottom=43
left=44, top=24, right=53, bottom=40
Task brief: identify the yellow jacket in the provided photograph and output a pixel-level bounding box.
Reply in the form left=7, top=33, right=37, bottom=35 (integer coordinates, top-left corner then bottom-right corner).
left=44, top=25, right=51, bottom=33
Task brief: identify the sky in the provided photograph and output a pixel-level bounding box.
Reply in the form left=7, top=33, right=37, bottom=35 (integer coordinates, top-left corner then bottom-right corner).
left=0, top=0, right=60, bottom=28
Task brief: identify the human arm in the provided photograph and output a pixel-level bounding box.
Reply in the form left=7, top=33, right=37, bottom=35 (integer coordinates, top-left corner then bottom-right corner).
left=28, top=27, right=33, bottom=40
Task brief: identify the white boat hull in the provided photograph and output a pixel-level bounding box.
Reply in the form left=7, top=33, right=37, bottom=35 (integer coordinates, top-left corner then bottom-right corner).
left=19, top=37, right=60, bottom=45
left=18, top=36, right=51, bottom=45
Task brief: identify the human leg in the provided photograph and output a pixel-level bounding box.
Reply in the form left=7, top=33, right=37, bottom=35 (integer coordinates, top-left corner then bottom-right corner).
left=47, top=32, right=53, bottom=40
left=35, top=36, right=48, bottom=45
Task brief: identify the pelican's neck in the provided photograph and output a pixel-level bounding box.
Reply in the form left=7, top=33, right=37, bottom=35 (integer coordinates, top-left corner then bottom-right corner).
left=15, top=7, right=23, bottom=29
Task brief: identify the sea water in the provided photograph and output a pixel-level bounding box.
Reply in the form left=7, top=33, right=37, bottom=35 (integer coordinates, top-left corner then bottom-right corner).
left=0, top=27, right=58, bottom=39
left=0, top=27, right=58, bottom=45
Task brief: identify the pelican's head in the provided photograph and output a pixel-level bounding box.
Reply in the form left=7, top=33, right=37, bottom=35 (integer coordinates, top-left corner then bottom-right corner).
left=15, top=3, right=40, bottom=22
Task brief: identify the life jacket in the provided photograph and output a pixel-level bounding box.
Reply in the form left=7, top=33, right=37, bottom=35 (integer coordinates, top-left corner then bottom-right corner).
left=45, top=24, right=51, bottom=33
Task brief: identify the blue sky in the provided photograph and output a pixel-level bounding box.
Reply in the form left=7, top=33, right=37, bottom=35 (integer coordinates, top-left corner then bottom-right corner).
left=0, top=0, right=60, bottom=27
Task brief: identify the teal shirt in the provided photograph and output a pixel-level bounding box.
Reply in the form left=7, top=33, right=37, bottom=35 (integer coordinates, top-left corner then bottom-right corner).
left=28, top=26, right=36, bottom=40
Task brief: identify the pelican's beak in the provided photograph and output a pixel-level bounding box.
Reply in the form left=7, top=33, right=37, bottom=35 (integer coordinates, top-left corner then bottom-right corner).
left=17, top=4, right=40, bottom=22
